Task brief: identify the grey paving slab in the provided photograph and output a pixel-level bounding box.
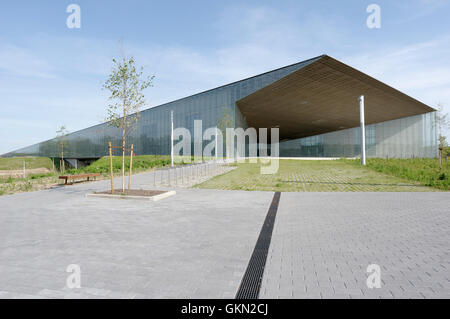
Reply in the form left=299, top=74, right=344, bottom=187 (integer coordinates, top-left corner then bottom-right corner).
left=260, top=192, right=450, bottom=299
left=2, top=168, right=449, bottom=299
left=0, top=172, right=273, bottom=298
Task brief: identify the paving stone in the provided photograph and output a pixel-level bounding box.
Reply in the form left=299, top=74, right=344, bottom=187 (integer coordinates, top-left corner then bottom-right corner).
left=260, top=192, right=450, bottom=299
left=0, top=175, right=273, bottom=298
left=1, top=173, right=448, bottom=299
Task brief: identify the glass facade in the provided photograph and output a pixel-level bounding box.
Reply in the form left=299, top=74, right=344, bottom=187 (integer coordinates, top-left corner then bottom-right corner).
left=4, top=56, right=437, bottom=160
left=5, top=59, right=315, bottom=159
left=279, top=112, right=438, bottom=158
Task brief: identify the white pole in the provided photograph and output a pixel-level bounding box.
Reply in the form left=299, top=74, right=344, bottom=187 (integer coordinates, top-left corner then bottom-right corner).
left=359, top=95, right=366, bottom=166
left=171, top=110, right=174, bottom=167
left=23, top=160, right=26, bottom=178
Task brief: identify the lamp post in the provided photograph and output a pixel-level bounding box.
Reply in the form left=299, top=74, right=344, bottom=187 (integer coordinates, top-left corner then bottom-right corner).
left=359, top=95, right=366, bottom=166
left=215, top=127, right=218, bottom=162
left=171, top=110, right=174, bottom=167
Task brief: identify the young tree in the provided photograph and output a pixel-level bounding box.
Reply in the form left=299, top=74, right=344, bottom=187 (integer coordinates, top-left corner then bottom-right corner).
left=103, top=56, right=154, bottom=191
left=56, top=125, right=69, bottom=172
left=436, top=103, right=450, bottom=167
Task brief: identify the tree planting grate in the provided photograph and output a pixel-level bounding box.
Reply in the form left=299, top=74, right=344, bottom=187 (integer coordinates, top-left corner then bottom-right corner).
left=235, top=192, right=281, bottom=299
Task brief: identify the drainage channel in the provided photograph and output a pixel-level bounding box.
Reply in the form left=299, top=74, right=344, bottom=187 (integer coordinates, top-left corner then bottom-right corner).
left=235, top=192, right=281, bottom=299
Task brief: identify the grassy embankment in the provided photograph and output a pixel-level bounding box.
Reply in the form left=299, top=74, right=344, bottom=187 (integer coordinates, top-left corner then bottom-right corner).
left=2, top=156, right=448, bottom=194
left=0, top=155, right=177, bottom=195
left=0, top=157, right=54, bottom=171
left=342, top=158, right=449, bottom=191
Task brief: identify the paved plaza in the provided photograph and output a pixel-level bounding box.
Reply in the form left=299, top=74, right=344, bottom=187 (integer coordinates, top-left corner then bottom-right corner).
left=260, top=192, right=449, bottom=299
left=0, top=170, right=449, bottom=298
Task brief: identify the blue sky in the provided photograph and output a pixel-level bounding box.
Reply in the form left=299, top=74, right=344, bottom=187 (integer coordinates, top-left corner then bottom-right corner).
left=1, top=0, right=449, bottom=154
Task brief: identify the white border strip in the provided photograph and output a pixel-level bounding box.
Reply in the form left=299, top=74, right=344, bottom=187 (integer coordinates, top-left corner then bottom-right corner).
left=86, top=190, right=176, bottom=201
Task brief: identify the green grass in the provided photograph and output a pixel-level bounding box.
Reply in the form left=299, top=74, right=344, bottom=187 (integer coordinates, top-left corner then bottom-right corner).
left=342, top=158, right=450, bottom=190
left=0, top=157, right=53, bottom=170
left=64, top=155, right=173, bottom=175
left=0, top=155, right=183, bottom=196
left=196, top=159, right=438, bottom=192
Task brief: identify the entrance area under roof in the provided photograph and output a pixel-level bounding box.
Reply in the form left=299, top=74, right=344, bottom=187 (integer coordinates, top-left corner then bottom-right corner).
left=236, top=55, right=435, bottom=141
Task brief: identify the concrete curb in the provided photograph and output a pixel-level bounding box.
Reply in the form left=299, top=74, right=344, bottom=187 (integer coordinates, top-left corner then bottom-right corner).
left=86, top=190, right=176, bottom=202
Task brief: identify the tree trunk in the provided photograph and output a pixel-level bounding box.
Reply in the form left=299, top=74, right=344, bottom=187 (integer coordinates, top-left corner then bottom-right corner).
left=61, top=147, right=65, bottom=172
left=122, top=75, right=127, bottom=192
left=122, top=128, right=125, bottom=192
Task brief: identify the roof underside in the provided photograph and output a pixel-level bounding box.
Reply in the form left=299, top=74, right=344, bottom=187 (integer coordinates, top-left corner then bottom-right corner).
left=236, top=55, right=435, bottom=141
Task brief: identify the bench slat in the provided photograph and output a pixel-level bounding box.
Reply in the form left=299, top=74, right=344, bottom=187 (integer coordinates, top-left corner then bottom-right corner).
left=59, top=173, right=100, bottom=179
left=59, top=173, right=100, bottom=184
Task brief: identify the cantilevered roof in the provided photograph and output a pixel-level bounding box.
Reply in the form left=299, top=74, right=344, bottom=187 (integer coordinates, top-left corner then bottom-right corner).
left=236, top=55, right=435, bottom=141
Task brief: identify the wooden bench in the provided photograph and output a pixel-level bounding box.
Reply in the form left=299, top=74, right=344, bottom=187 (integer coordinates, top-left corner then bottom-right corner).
left=59, top=173, right=101, bottom=185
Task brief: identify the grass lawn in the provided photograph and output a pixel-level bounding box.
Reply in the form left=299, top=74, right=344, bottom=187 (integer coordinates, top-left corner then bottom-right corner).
left=0, top=155, right=180, bottom=196
left=195, top=159, right=439, bottom=192
left=0, top=157, right=54, bottom=170
left=343, top=158, right=449, bottom=191
left=64, top=155, right=173, bottom=175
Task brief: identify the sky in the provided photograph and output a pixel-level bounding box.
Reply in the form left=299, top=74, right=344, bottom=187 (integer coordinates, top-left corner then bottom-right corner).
left=0, top=0, right=449, bottom=154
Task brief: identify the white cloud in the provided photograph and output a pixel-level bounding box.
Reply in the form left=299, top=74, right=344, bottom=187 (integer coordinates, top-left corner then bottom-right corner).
left=345, top=35, right=450, bottom=103
left=1, top=3, right=450, bottom=153
left=392, top=0, right=450, bottom=24
left=0, top=43, right=56, bottom=79
left=345, top=35, right=450, bottom=137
